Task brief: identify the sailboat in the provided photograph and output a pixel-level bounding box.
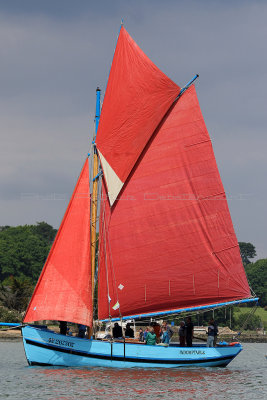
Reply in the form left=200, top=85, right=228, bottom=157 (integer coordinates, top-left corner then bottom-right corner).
left=22, top=25, right=257, bottom=368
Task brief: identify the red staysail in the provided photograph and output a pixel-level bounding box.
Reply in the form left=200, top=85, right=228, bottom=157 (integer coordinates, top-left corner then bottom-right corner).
left=95, top=26, right=180, bottom=205
left=24, top=159, right=92, bottom=326
left=97, top=86, right=251, bottom=320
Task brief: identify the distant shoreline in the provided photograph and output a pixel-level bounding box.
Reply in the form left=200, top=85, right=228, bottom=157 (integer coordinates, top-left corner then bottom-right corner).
left=192, top=334, right=267, bottom=344
left=1, top=330, right=266, bottom=343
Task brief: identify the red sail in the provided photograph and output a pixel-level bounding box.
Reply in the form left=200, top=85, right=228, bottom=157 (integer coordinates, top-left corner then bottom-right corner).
left=95, top=26, right=180, bottom=205
left=24, top=159, right=92, bottom=326
left=98, top=86, right=251, bottom=320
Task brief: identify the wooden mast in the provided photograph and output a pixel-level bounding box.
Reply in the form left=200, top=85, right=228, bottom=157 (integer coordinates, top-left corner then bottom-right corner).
left=91, top=87, right=101, bottom=300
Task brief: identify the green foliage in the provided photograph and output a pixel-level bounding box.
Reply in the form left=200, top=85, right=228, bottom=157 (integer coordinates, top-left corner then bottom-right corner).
left=174, top=307, right=265, bottom=331
left=173, top=307, right=236, bottom=328
left=233, top=312, right=262, bottom=330
left=0, top=222, right=56, bottom=282
left=32, top=222, right=57, bottom=243
left=239, top=242, right=256, bottom=265
left=0, top=222, right=57, bottom=313
left=245, top=259, right=267, bottom=307
left=0, top=276, right=34, bottom=312
left=0, top=306, right=21, bottom=323
left=0, top=226, right=11, bottom=232
left=234, top=306, right=267, bottom=330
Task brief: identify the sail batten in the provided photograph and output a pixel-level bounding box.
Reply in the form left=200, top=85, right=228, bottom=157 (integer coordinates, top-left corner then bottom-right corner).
left=23, top=159, right=92, bottom=326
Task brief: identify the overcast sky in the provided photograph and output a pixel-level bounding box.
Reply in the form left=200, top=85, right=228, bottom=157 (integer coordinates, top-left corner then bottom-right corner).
left=0, top=0, right=266, bottom=259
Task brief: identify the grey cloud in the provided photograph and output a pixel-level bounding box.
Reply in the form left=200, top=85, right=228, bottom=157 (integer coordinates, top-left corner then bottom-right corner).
left=0, top=1, right=266, bottom=258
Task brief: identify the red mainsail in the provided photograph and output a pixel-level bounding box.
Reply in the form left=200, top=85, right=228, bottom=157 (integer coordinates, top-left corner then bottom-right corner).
left=95, top=26, right=180, bottom=205
left=97, top=85, right=251, bottom=320
left=24, top=159, right=92, bottom=326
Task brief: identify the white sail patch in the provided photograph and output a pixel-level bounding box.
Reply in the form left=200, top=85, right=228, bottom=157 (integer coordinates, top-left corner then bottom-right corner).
left=98, top=150, right=124, bottom=206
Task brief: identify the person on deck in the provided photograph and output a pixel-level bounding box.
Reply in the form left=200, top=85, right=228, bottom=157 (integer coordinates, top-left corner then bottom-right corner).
left=145, top=326, right=156, bottom=345
left=77, top=324, right=87, bottom=338
left=125, top=323, right=134, bottom=338
left=113, top=322, right=123, bottom=339
left=59, top=321, right=67, bottom=335
left=185, top=317, right=194, bottom=347
left=143, top=327, right=149, bottom=342
left=152, top=322, right=161, bottom=344
left=161, top=326, right=170, bottom=345
left=210, top=318, right=218, bottom=346
left=139, top=328, right=144, bottom=342
left=206, top=320, right=215, bottom=347
left=179, top=321, right=186, bottom=346
left=162, top=321, right=174, bottom=342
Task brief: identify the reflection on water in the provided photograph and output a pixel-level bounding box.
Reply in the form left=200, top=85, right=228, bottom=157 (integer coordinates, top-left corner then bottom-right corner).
left=34, top=366, right=262, bottom=399
left=0, top=342, right=266, bottom=400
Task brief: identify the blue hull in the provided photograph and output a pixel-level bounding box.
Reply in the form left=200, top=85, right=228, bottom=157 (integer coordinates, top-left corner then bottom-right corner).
left=22, top=326, right=242, bottom=368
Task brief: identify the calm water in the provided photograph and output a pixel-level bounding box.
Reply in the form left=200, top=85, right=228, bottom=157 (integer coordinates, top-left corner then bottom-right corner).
left=0, top=341, right=266, bottom=400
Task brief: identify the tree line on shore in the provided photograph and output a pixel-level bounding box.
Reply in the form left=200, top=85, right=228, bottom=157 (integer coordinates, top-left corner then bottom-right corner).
left=0, top=223, right=266, bottom=329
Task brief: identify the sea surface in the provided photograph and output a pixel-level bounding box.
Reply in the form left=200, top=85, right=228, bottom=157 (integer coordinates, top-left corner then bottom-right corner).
left=0, top=341, right=266, bottom=400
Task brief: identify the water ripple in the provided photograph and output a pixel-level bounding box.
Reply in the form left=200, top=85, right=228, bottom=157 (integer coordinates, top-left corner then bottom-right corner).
left=0, top=342, right=266, bottom=400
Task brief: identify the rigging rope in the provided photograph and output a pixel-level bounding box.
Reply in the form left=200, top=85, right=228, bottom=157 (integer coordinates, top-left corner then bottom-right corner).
left=105, top=210, right=122, bottom=319
left=102, top=205, right=111, bottom=320
left=232, top=303, right=258, bottom=341
left=0, top=325, right=23, bottom=331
